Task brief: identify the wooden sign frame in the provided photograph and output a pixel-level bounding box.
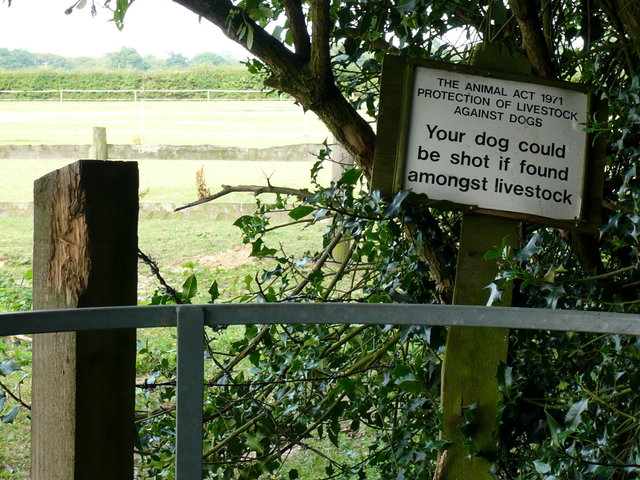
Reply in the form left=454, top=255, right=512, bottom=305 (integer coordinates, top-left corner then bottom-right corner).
left=371, top=55, right=607, bottom=232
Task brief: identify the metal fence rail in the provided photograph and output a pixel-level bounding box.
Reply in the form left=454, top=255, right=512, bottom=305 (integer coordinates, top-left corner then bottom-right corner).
left=1, top=303, right=639, bottom=479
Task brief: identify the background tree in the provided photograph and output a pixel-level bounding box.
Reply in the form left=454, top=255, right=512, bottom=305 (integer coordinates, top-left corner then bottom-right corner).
left=0, top=48, right=38, bottom=69
left=165, top=51, right=189, bottom=69
left=104, top=46, right=150, bottom=70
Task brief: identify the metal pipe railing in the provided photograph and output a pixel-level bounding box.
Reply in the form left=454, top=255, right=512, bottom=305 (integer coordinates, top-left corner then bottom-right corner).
left=1, top=302, right=639, bottom=479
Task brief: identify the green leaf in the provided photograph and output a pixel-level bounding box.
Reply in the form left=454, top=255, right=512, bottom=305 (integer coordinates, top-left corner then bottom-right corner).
left=496, top=363, right=512, bottom=397
left=338, top=168, right=363, bottom=185
left=245, top=431, right=265, bottom=454
left=546, top=411, right=565, bottom=447
left=208, top=280, right=220, bottom=303
left=182, top=274, right=198, bottom=300
left=485, top=282, right=503, bottom=306
left=288, top=205, right=315, bottom=220
left=565, top=397, right=589, bottom=430
left=384, top=189, right=410, bottom=218
left=288, top=469, right=299, bottom=480
left=2, top=407, right=19, bottom=424
left=533, top=460, right=552, bottom=474
left=0, top=360, right=21, bottom=377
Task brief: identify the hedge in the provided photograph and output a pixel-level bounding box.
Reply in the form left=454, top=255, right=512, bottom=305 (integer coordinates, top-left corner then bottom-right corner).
left=0, top=67, right=270, bottom=100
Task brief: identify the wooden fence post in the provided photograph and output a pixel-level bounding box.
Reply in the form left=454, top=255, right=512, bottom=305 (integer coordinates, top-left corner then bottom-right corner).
left=31, top=160, right=138, bottom=480
left=91, top=126, right=108, bottom=160
left=436, top=44, right=530, bottom=479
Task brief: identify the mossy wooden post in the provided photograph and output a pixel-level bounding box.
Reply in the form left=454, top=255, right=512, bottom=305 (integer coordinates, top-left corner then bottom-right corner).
left=436, top=45, right=530, bottom=480
left=31, top=160, right=138, bottom=480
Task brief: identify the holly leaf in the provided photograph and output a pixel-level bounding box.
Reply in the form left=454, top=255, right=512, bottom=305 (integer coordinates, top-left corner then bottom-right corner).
left=288, top=205, right=315, bottom=220
left=565, top=398, right=589, bottom=431
left=338, top=168, right=363, bottom=185
left=182, top=274, right=197, bottom=300
left=485, top=282, right=503, bottom=306
left=0, top=360, right=20, bottom=377
left=2, top=407, right=19, bottom=424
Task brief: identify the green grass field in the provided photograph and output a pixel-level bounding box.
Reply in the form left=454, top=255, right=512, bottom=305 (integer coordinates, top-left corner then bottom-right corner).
left=0, top=100, right=332, bottom=146
left=0, top=158, right=331, bottom=204
left=0, top=100, right=350, bottom=479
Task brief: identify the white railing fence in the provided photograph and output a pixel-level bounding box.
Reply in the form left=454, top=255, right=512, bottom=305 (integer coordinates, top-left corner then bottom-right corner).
left=0, top=89, right=285, bottom=102
left=1, top=303, right=639, bottom=479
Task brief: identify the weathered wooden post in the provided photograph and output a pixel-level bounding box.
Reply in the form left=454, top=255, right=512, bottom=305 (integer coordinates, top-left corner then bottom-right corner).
left=91, top=126, right=108, bottom=160
left=31, top=160, right=138, bottom=480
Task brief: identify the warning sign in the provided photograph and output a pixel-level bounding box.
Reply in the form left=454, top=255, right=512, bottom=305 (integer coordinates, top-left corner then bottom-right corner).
left=403, top=66, right=589, bottom=220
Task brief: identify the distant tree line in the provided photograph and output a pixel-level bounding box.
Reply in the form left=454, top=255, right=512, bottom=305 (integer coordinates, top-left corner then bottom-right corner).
left=0, top=47, right=241, bottom=71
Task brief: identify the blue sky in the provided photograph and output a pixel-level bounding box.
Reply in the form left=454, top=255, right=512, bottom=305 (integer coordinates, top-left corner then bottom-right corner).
left=0, top=0, right=249, bottom=58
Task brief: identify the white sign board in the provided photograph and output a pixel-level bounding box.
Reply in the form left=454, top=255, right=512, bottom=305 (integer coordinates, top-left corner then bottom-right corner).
left=404, top=66, right=589, bottom=220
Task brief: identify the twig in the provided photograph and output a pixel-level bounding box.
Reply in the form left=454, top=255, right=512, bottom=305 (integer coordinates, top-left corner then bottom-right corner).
left=0, top=379, right=31, bottom=410
left=136, top=364, right=390, bottom=390
left=288, top=228, right=345, bottom=298
left=137, top=249, right=182, bottom=304
left=174, top=184, right=314, bottom=212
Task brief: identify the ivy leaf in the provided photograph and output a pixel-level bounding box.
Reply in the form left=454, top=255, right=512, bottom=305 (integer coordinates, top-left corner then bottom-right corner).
left=182, top=274, right=197, bottom=301
left=288, top=205, right=315, bottom=220
left=0, top=360, right=20, bottom=377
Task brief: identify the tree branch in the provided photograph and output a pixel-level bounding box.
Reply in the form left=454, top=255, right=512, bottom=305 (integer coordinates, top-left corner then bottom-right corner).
left=507, top=0, right=555, bottom=77
left=343, top=27, right=399, bottom=53
left=174, top=184, right=314, bottom=212
left=171, top=0, right=302, bottom=76
left=283, top=0, right=311, bottom=60
left=310, top=0, right=332, bottom=81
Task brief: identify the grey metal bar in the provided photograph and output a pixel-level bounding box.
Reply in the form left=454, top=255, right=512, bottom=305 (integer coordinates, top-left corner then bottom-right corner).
left=1, top=303, right=640, bottom=336
left=175, top=306, right=205, bottom=480
left=0, top=305, right=176, bottom=335
left=198, top=303, right=640, bottom=336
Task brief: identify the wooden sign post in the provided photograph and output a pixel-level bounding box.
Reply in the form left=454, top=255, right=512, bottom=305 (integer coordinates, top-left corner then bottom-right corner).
left=372, top=48, right=604, bottom=478
left=31, top=160, right=138, bottom=479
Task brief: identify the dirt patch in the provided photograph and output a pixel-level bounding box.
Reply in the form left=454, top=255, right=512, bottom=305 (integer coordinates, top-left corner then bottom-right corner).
left=199, top=244, right=256, bottom=270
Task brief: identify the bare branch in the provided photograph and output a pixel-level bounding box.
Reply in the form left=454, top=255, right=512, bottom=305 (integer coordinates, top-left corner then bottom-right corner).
left=174, top=184, right=314, bottom=212
left=137, top=249, right=182, bottom=303
left=283, top=0, right=311, bottom=59
left=0, top=380, right=30, bottom=410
